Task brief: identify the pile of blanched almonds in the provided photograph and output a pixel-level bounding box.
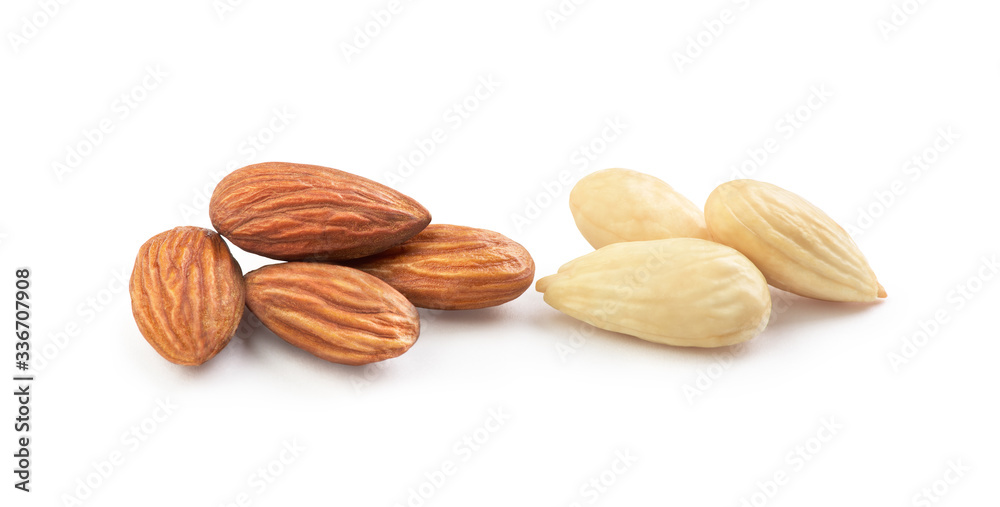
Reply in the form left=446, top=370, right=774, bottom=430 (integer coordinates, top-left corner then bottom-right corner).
left=536, top=169, right=885, bottom=348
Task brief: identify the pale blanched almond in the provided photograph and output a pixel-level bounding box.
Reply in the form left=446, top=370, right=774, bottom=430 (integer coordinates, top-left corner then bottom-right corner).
left=704, top=179, right=886, bottom=302
left=569, top=168, right=711, bottom=249
left=536, top=238, right=771, bottom=348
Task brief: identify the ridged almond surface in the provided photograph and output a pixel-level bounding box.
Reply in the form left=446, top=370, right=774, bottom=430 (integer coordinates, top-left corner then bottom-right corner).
left=570, top=168, right=711, bottom=249
left=210, top=162, right=431, bottom=261
left=705, top=179, right=886, bottom=302
left=129, top=227, right=245, bottom=365
left=245, top=263, right=419, bottom=365
left=536, top=238, right=771, bottom=348
left=343, top=224, right=535, bottom=310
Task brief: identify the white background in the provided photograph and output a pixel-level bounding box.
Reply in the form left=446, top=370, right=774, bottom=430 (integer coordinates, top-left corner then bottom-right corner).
left=2, top=0, right=999, bottom=505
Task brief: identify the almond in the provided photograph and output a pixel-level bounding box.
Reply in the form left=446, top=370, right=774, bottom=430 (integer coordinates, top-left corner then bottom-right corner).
left=129, top=227, right=245, bottom=365
left=536, top=238, right=771, bottom=348
left=244, top=263, right=419, bottom=365
left=570, top=168, right=711, bottom=249
left=704, top=179, right=886, bottom=302
left=343, top=224, right=535, bottom=310
left=210, top=162, right=431, bottom=261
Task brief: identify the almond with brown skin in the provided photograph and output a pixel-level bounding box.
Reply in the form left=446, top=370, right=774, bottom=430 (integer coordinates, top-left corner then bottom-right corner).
left=343, top=224, right=535, bottom=310
left=244, top=263, right=419, bottom=365
left=129, top=226, right=245, bottom=365
left=210, top=162, right=432, bottom=261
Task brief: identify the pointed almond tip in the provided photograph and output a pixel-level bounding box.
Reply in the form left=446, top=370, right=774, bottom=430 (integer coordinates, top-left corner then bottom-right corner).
left=535, top=275, right=555, bottom=293
left=877, top=283, right=887, bottom=299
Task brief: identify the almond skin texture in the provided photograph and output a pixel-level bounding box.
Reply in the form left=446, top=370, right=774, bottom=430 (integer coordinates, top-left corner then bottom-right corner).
left=244, top=263, right=419, bottom=365
left=570, top=168, right=711, bottom=249
left=210, top=162, right=432, bottom=261
left=343, top=224, right=535, bottom=310
left=704, top=179, right=886, bottom=302
left=129, top=227, right=245, bottom=366
left=536, top=238, right=771, bottom=348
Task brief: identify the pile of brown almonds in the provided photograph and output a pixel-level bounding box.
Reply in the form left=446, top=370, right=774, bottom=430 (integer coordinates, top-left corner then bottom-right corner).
left=129, top=162, right=535, bottom=366
left=536, top=168, right=886, bottom=348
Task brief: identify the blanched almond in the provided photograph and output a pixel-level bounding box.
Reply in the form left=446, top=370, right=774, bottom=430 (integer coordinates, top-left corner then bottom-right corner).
left=704, top=179, right=886, bottom=302
left=536, top=238, right=771, bottom=348
left=569, top=168, right=711, bottom=249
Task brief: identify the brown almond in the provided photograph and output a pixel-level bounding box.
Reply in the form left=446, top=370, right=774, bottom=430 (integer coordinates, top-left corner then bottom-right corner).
left=129, top=226, right=245, bottom=365
left=343, top=224, right=535, bottom=310
left=244, top=263, right=419, bottom=365
left=210, top=162, right=431, bottom=261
